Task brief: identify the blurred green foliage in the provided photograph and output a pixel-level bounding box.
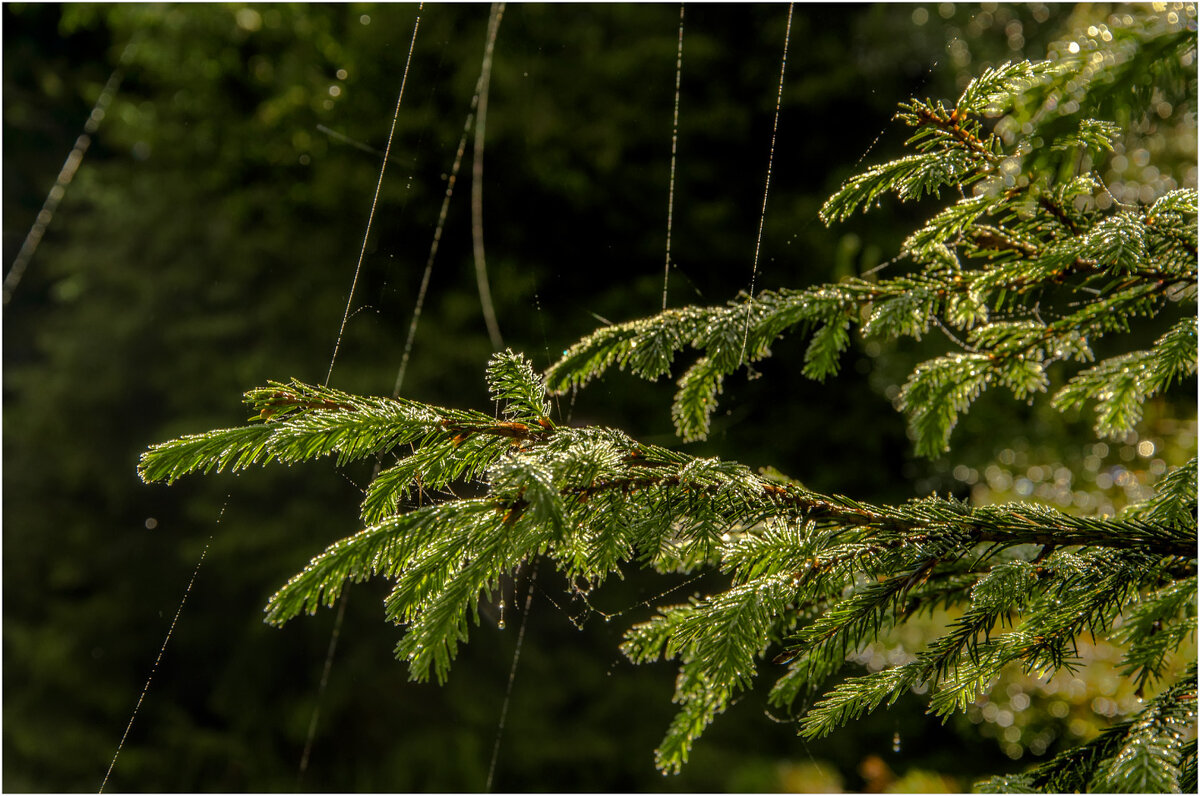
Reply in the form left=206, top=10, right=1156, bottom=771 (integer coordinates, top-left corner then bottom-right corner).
left=4, top=2, right=1193, bottom=792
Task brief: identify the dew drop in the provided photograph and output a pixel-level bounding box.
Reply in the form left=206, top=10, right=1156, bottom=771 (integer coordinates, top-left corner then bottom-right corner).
left=893, top=731, right=902, bottom=753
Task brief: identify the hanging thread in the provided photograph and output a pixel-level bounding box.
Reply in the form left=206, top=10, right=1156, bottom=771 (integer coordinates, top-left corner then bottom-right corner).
left=661, top=4, right=686, bottom=311
left=485, top=561, right=538, bottom=792
left=473, top=3, right=507, bottom=351
left=100, top=514, right=219, bottom=793
left=393, top=82, right=477, bottom=395
left=4, top=40, right=134, bottom=306
left=740, top=3, right=794, bottom=363
left=325, top=7, right=424, bottom=387
left=295, top=9, right=425, bottom=786
left=295, top=592, right=349, bottom=785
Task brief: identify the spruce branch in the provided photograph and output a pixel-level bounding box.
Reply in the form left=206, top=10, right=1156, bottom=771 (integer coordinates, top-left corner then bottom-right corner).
left=1053, top=318, right=1198, bottom=438
left=1122, top=457, right=1198, bottom=528
left=1180, top=746, right=1198, bottom=794
left=952, top=60, right=1064, bottom=118
left=138, top=424, right=277, bottom=484
left=1109, top=577, right=1198, bottom=694
left=655, top=665, right=733, bottom=774
left=141, top=34, right=1198, bottom=784
left=264, top=498, right=501, bottom=626
left=546, top=232, right=1192, bottom=450
left=487, top=348, right=553, bottom=422
left=978, top=664, right=1197, bottom=793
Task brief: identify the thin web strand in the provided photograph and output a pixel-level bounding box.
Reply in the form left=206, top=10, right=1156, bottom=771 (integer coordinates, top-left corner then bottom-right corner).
left=393, top=59, right=489, bottom=397
left=333, top=37, right=520, bottom=792
left=388, top=48, right=531, bottom=796
left=296, top=591, right=350, bottom=786
left=297, top=7, right=423, bottom=781
left=739, top=3, right=793, bottom=363
left=296, top=429, right=405, bottom=783
left=569, top=570, right=709, bottom=624
left=531, top=291, right=564, bottom=419
left=662, top=4, right=685, bottom=311
left=850, top=56, right=940, bottom=173
left=782, top=58, right=942, bottom=250
left=4, top=52, right=129, bottom=305
left=325, top=8, right=423, bottom=387
left=99, top=515, right=219, bottom=792
left=473, top=2, right=506, bottom=351
left=485, top=561, right=538, bottom=792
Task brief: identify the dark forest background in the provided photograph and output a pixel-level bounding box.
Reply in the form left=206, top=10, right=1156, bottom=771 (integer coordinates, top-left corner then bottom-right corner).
left=4, top=3, right=1194, bottom=792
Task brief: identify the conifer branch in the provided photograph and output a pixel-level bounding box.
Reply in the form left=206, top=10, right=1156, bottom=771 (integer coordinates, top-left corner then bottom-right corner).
left=142, top=35, right=1198, bottom=785
left=977, top=663, right=1197, bottom=793
left=1053, top=318, right=1198, bottom=437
